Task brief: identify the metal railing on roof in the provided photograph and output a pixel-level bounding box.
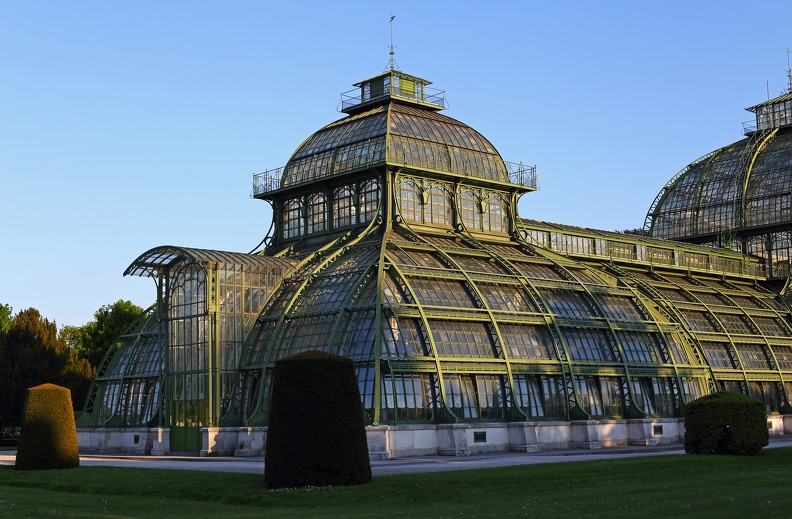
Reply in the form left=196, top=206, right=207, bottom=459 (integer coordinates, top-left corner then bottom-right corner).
left=340, top=86, right=447, bottom=112
left=742, top=120, right=757, bottom=135
left=252, top=167, right=284, bottom=196
left=253, top=160, right=537, bottom=197
left=505, top=162, right=538, bottom=189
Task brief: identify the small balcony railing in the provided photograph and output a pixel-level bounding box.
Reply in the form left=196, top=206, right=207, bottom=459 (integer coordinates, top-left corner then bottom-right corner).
left=253, top=161, right=537, bottom=197
left=742, top=120, right=757, bottom=135
left=505, top=162, right=538, bottom=189
left=340, top=86, right=447, bottom=112
left=252, top=167, right=284, bottom=197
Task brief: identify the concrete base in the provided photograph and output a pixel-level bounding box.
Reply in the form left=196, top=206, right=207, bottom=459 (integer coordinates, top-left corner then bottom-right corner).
left=77, top=415, right=778, bottom=459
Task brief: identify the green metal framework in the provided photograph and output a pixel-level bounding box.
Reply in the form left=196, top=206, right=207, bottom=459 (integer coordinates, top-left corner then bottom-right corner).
left=79, top=247, right=294, bottom=449
left=646, top=88, right=792, bottom=286
left=80, top=69, right=792, bottom=439
left=231, top=70, right=792, bottom=426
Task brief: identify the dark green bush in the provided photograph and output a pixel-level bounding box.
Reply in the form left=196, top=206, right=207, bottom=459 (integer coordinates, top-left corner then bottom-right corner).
left=684, top=391, right=769, bottom=455
left=264, top=350, right=371, bottom=488
left=15, top=383, right=80, bottom=470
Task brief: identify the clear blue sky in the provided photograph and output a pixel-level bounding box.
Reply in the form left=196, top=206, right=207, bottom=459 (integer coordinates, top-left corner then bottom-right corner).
left=1, top=1, right=790, bottom=329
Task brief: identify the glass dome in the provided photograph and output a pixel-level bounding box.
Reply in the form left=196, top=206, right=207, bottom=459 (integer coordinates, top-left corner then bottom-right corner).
left=646, top=132, right=792, bottom=239
left=646, top=88, right=792, bottom=280
left=281, top=99, right=509, bottom=187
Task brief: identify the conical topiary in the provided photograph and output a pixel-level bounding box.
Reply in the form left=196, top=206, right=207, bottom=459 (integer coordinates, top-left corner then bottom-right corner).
left=264, top=350, right=371, bottom=488
left=15, top=383, right=80, bottom=470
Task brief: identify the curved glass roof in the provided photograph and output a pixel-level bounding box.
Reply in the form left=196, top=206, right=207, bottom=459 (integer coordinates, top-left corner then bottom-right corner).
left=646, top=121, right=792, bottom=241
left=281, top=101, right=508, bottom=187
left=125, top=246, right=296, bottom=278
left=234, top=224, right=792, bottom=426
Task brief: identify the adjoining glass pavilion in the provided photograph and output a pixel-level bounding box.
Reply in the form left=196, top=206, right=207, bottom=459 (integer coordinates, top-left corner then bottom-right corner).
left=645, top=85, right=792, bottom=291
left=79, top=68, right=792, bottom=455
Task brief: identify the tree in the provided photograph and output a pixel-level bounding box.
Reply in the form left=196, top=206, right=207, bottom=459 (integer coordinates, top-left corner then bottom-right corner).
left=0, top=303, right=11, bottom=334
left=0, top=308, right=94, bottom=427
left=66, top=300, right=144, bottom=369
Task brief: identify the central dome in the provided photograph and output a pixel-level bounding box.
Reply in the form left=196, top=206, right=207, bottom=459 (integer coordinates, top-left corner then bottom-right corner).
left=281, top=71, right=509, bottom=187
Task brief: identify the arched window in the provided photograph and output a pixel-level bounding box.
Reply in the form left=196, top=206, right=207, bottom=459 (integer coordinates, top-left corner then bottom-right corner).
left=483, top=194, right=507, bottom=233
left=283, top=198, right=304, bottom=239
left=397, top=179, right=421, bottom=222
left=459, top=189, right=481, bottom=231
left=427, top=184, right=452, bottom=227
left=306, top=193, right=326, bottom=234
left=360, top=179, right=380, bottom=223
left=333, top=185, right=356, bottom=228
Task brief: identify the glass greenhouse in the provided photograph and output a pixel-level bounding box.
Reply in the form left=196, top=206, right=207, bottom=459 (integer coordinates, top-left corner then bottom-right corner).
left=78, top=69, right=792, bottom=454
left=645, top=87, right=792, bottom=288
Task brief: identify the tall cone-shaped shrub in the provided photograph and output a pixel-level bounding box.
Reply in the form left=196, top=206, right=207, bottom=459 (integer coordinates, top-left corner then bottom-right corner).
left=264, top=350, right=371, bottom=488
left=15, top=383, right=80, bottom=470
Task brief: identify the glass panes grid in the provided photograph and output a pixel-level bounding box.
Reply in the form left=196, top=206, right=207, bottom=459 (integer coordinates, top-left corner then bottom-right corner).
left=395, top=179, right=510, bottom=234
left=281, top=179, right=380, bottom=239
left=649, top=132, right=792, bottom=283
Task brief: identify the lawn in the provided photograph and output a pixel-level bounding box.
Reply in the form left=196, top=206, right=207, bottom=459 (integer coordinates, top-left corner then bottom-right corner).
left=2, top=448, right=791, bottom=518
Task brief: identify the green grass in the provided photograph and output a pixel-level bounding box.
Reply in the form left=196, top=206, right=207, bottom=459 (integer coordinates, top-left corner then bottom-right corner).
left=3, top=448, right=792, bottom=518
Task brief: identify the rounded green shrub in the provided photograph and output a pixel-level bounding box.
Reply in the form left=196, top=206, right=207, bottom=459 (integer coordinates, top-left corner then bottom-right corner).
left=15, top=383, right=80, bottom=470
left=684, top=391, right=769, bottom=455
left=264, top=350, right=371, bottom=488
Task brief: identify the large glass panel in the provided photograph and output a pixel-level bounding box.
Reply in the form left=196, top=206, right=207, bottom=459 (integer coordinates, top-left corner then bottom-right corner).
left=735, top=344, right=772, bottom=369
left=333, top=185, right=356, bottom=228
left=427, top=184, right=452, bottom=226
left=381, top=373, right=435, bottom=423
left=430, top=320, right=494, bottom=357
left=459, top=189, right=481, bottom=231
left=561, top=327, right=615, bottom=362
left=397, top=179, right=421, bottom=222
left=283, top=198, right=304, bottom=239
left=616, top=331, right=664, bottom=364
left=443, top=374, right=478, bottom=419
left=575, top=376, right=604, bottom=416
left=699, top=341, right=735, bottom=368
left=542, top=289, right=596, bottom=318
left=478, top=283, right=539, bottom=312
left=359, top=179, right=380, bottom=223
left=306, top=193, right=326, bottom=234
left=474, top=375, right=505, bottom=420
left=383, top=316, right=428, bottom=357
left=595, top=294, right=645, bottom=321
left=483, top=194, right=507, bottom=233
left=499, top=324, right=556, bottom=360
left=409, top=278, right=477, bottom=309
left=512, top=374, right=545, bottom=418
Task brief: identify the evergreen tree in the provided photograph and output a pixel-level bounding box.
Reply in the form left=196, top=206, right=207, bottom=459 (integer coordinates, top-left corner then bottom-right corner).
left=0, top=308, right=94, bottom=426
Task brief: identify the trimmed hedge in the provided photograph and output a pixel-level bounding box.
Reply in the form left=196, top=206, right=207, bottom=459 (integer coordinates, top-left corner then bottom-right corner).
left=15, top=383, right=80, bottom=470
left=684, top=391, right=769, bottom=455
left=264, top=350, right=371, bottom=488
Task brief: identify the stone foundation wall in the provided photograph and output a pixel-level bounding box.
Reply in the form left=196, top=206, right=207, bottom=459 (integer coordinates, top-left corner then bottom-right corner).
left=76, top=416, right=782, bottom=459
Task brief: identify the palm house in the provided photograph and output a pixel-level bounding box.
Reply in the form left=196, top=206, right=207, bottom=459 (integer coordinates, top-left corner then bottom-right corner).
left=77, top=67, right=792, bottom=457
left=645, top=80, right=792, bottom=290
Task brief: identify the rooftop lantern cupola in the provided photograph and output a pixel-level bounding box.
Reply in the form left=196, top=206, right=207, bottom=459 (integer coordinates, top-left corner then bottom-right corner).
left=744, top=56, right=792, bottom=134
left=340, top=70, right=447, bottom=114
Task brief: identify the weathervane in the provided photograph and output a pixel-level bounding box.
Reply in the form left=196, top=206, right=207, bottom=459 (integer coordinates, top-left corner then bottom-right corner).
left=388, top=15, right=400, bottom=71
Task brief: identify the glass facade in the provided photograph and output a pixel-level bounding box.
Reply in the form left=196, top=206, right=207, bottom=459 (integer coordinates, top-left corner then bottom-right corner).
left=79, top=248, right=294, bottom=437
left=80, top=69, right=792, bottom=447
left=646, top=89, right=792, bottom=283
